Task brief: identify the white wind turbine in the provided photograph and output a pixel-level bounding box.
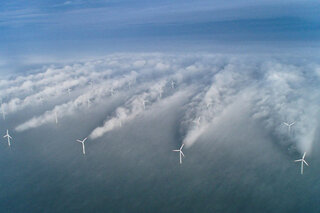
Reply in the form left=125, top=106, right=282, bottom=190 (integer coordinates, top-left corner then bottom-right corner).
left=173, top=144, right=185, bottom=164
left=283, top=121, right=295, bottom=134
left=193, top=117, right=201, bottom=126
left=3, top=129, right=12, bottom=147
left=67, top=88, right=72, bottom=97
left=206, top=101, right=213, bottom=109
left=110, top=87, right=115, bottom=96
left=54, top=111, right=58, bottom=124
left=1, top=107, right=5, bottom=120
left=76, top=137, right=87, bottom=155
left=159, top=91, right=163, bottom=99
left=141, top=99, right=149, bottom=110
left=295, top=152, right=309, bottom=175
left=39, top=96, right=44, bottom=105
left=116, top=112, right=122, bottom=127
left=87, top=99, right=92, bottom=108
left=171, top=80, right=175, bottom=89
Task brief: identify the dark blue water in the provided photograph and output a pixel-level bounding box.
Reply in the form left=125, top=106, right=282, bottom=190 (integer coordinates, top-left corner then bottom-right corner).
left=1, top=93, right=320, bottom=213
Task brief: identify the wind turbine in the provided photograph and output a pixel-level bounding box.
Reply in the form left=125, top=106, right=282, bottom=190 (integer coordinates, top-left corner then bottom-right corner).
left=1, top=107, right=5, bottom=120
left=193, top=117, right=201, bottom=126
left=283, top=121, right=295, bottom=134
left=171, top=80, right=175, bottom=89
left=159, top=91, right=163, bottom=99
left=67, top=88, right=71, bottom=97
left=39, top=96, right=44, bottom=105
left=295, top=152, right=309, bottom=175
left=3, top=129, right=12, bottom=147
left=116, top=112, right=122, bottom=127
left=141, top=99, right=149, bottom=110
left=54, top=111, right=58, bottom=124
left=76, top=137, right=87, bottom=155
left=206, top=101, right=213, bottom=109
left=173, top=144, right=185, bottom=164
left=110, top=87, right=115, bottom=96
left=87, top=99, right=92, bottom=108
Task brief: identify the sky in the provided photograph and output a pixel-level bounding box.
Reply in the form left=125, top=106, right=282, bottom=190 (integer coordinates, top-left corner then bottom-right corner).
left=1, top=1, right=320, bottom=212
left=1, top=0, right=320, bottom=73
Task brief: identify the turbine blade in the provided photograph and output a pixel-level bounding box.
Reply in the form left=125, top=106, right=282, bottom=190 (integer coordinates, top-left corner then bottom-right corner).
left=76, top=140, right=82, bottom=143
left=303, top=160, right=309, bottom=166
left=303, top=152, right=306, bottom=159
left=180, top=144, right=184, bottom=149
left=181, top=151, right=185, bottom=157
left=294, top=159, right=302, bottom=162
left=173, top=150, right=179, bottom=152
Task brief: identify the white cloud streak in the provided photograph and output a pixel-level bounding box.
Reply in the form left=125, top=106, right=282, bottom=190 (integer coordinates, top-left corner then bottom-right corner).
left=2, top=53, right=318, bottom=155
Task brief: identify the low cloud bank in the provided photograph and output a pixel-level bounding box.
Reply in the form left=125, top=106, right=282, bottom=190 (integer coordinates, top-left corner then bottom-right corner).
left=0, top=53, right=318, bottom=154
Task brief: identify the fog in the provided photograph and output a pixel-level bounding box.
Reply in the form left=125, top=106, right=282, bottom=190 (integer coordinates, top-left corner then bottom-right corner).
left=1, top=53, right=320, bottom=212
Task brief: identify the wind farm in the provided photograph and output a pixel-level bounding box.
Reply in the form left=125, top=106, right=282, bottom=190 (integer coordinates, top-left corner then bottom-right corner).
left=1, top=0, right=320, bottom=212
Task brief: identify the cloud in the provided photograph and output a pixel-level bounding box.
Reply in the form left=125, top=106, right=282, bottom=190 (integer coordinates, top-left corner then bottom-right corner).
left=2, top=53, right=318, bottom=156
left=89, top=79, right=168, bottom=139
left=15, top=71, right=138, bottom=132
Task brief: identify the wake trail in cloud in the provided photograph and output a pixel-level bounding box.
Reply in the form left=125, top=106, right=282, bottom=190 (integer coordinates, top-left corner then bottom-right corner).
left=0, top=60, right=121, bottom=115
left=180, top=62, right=255, bottom=147
left=89, top=80, right=168, bottom=139
left=249, top=61, right=320, bottom=153
left=4, top=53, right=319, bottom=155
left=15, top=72, right=138, bottom=132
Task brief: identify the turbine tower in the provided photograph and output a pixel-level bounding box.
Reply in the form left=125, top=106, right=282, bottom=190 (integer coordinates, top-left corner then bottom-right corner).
left=3, top=129, right=12, bottom=147
left=295, top=152, right=309, bottom=175
left=173, top=144, right=185, bottom=164
left=76, top=137, right=87, bottom=155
